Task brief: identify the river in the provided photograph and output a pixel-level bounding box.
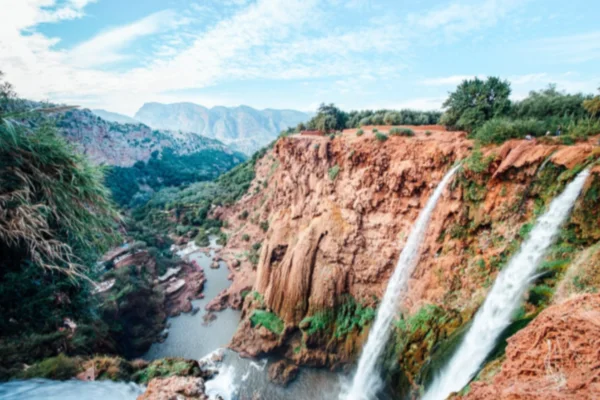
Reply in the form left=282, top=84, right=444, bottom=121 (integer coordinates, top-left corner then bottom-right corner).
left=0, top=239, right=343, bottom=400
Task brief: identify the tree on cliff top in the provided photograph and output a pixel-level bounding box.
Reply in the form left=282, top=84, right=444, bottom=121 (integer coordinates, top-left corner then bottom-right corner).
left=307, top=103, right=347, bottom=132
left=441, top=76, right=511, bottom=132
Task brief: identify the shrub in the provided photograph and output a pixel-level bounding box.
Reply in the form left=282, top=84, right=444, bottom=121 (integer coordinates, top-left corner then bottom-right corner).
left=425, top=130, right=432, bottom=136
left=21, top=354, right=79, bottom=380
left=250, top=310, right=284, bottom=335
left=241, top=234, right=250, bottom=242
left=259, top=220, right=269, bottom=232
left=328, top=165, right=340, bottom=181
left=194, top=229, right=210, bottom=247
left=373, top=128, right=378, bottom=133
left=473, top=118, right=547, bottom=144
left=238, top=210, right=249, bottom=220
left=356, top=129, right=364, bottom=136
left=375, top=132, right=388, bottom=142
left=390, top=127, right=415, bottom=137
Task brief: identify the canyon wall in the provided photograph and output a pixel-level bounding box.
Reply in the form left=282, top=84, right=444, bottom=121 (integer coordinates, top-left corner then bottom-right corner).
left=215, top=127, right=600, bottom=395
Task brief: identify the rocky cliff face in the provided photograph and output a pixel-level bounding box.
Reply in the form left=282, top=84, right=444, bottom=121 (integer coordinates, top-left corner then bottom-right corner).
left=56, top=108, right=236, bottom=167
left=134, top=102, right=310, bottom=155
left=213, top=126, right=600, bottom=396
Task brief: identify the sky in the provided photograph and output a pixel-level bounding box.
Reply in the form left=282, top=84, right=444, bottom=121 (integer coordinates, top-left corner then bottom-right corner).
left=0, top=0, right=599, bottom=116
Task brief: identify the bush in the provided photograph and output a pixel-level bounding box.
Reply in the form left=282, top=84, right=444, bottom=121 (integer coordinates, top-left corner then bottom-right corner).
left=194, top=229, right=210, bottom=247
left=238, top=210, right=249, bottom=220
left=473, top=118, right=547, bottom=144
left=328, top=165, right=340, bottom=181
left=259, top=221, right=269, bottom=232
left=250, top=310, right=284, bottom=335
left=390, top=127, right=414, bottom=137
left=356, top=129, right=364, bottom=136
left=375, top=132, right=388, bottom=142
left=21, top=354, right=79, bottom=380
left=241, top=234, right=250, bottom=242
left=425, top=130, right=432, bottom=136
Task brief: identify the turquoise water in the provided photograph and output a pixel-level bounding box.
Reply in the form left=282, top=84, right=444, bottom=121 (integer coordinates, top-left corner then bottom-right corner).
left=0, top=379, right=143, bottom=400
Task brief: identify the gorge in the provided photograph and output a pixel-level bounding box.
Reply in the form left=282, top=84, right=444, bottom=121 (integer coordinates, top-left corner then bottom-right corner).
left=2, top=71, right=600, bottom=400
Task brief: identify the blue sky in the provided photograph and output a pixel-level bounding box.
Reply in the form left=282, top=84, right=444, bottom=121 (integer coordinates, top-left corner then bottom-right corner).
left=1, top=0, right=599, bottom=116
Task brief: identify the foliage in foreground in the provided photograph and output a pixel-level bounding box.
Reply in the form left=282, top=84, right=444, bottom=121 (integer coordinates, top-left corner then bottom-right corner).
left=250, top=310, right=285, bottom=335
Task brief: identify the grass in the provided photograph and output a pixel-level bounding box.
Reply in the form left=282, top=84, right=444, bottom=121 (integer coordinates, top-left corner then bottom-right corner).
left=250, top=310, right=285, bottom=335
left=328, top=165, right=340, bottom=181
left=20, top=354, right=79, bottom=380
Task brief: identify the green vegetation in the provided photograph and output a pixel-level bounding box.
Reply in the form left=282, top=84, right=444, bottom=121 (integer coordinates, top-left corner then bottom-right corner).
left=299, top=295, right=375, bottom=341
left=242, top=234, right=250, bottom=242
left=375, top=132, right=389, bottom=142
left=106, top=147, right=246, bottom=208
left=131, top=358, right=202, bottom=384
left=328, top=165, right=341, bottom=181
left=441, top=77, right=511, bottom=132
left=260, top=220, right=269, bottom=232
left=304, top=103, right=441, bottom=132
left=356, top=129, right=364, bottom=136
left=250, top=310, right=285, bottom=335
left=440, top=78, right=600, bottom=143
left=389, top=127, right=415, bottom=136
left=129, top=145, right=270, bottom=242
left=20, top=354, right=79, bottom=380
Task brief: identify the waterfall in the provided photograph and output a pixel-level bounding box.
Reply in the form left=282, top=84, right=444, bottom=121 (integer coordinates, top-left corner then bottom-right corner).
left=423, top=168, right=590, bottom=400
left=344, top=165, right=460, bottom=400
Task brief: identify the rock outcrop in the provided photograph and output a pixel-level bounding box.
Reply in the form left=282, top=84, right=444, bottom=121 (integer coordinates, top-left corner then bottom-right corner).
left=138, top=376, right=208, bottom=400
left=464, top=294, right=600, bottom=400
left=214, top=127, right=599, bottom=396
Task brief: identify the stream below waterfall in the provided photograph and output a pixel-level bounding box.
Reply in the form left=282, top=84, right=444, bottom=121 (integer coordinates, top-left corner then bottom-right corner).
left=0, top=238, right=344, bottom=400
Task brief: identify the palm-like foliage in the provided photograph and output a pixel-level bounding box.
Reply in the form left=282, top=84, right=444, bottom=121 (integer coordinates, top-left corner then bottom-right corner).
left=0, top=109, right=119, bottom=276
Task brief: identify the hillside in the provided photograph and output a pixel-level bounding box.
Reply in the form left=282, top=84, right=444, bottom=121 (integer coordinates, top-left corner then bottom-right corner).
left=134, top=102, right=310, bottom=155
left=55, top=108, right=242, bottom=167
left=91, top=109, right=140, bottom=125
left=208, top=126, right=600, bottom=398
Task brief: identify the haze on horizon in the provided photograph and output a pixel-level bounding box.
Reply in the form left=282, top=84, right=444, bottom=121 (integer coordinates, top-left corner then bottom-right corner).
left=1, top=0, right=599, bottom=116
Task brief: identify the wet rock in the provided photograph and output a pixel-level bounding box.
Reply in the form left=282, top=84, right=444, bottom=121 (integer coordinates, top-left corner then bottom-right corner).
left=202, top=312, right=217, bottom=325
left=267, top=360, right=299, bottom=387
left=210, top=260, right=220, bottom=269
left=137, top=376, right=208, bottom=400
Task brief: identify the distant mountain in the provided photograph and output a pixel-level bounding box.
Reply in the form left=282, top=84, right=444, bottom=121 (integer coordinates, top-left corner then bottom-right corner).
left=55, top=108, right=244, bottom=167
left=134, top=102, right=311, bottom=155
left=91, top=109, right=140, bottom=125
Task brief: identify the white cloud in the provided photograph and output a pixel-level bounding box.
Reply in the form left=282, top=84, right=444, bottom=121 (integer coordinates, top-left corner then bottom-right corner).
left=68, top=10, right=182, bottom=67
left=407, top=0, right=524, bottom=41
left=532, top=31, right=600, bottom=63
left=421, top=75, right=482, bottom=86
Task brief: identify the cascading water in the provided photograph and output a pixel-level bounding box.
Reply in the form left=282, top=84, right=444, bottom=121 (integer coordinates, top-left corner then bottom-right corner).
left=423, top=168, right=590, bottom=400
left=344, top=165, right=460, bottom=400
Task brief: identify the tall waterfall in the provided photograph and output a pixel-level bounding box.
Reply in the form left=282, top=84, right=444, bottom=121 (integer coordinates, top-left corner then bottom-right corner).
left=423, top=168, right=590, bottom=400
left=345, top=165, right=460, bottom=400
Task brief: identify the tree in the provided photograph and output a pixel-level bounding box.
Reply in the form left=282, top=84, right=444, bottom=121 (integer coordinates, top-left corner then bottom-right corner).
left=513, top=84, right=591, bottom=119
left=306, top=103, right=347, bottom=132
left=583, top=87, right=600, bottom=117
left=441, top=77, right=512, bottom=132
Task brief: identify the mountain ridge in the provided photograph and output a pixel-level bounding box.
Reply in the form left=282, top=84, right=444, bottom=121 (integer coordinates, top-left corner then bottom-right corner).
left=134, top=102, right=311, bottom=155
